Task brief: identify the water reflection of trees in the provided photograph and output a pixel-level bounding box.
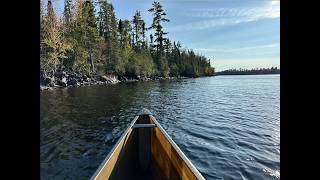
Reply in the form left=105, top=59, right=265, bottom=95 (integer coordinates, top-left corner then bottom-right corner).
left=40, top=82, right=159, bottom=138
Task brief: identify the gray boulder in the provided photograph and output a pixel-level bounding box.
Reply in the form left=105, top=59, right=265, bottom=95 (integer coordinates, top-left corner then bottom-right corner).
left=58, top=77, right=67, bottom=87
left=44, top=76, right=54, bottom=85
left=67, top=78, right=78, bottom=86
left=55, top=71, right=67, bottom=78
left=99, top=75, right=109, bottom=82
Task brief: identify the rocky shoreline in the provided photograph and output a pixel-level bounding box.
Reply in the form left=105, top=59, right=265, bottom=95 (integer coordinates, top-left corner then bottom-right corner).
left=40, top=70, right=183, bottom=91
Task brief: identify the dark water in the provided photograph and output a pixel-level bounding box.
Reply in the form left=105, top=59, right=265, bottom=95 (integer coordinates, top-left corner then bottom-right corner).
left=40, top=75, right=280, bottom=180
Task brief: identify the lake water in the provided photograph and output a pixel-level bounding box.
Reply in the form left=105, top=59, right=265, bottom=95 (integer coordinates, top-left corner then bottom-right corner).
left=40, top=74, right=280, bottom=180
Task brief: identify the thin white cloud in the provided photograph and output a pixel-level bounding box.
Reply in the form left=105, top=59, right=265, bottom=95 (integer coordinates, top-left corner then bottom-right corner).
left=194, top=43, right=279, bottom=53
left=187, top=3, right=280, bottom=19
left=169, top=2, right=279, bottom=32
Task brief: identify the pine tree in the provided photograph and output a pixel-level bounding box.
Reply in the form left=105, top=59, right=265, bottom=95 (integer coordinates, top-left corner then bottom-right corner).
left=82, top=0, right=101, bottom=73
left=118, top=19, right=134, bottom=75
left=149, top=34, right=154, bottom=51
left=64, top=0, right=72, bottom=25
left=123, top=20, right=133, bottom=47
left=118, top=19, right=123, bottom=46
left=141, top=22, right=147, bottom=48
left=62, top=0, right=75, bottom=70
left=109, top=5, right=122, bottom=74
left=70, top=0, right=101, bottom=73
left=98, top=1, right=121, bottom=74
left=98, top=1, right=112, bottom=65
left=164, top=38, right=172, bottom=60
left=148, top=1, right=170, bottom=76
left=148, top=1, right=169, bottom=55
left=71, top=0, right=88, bottom=72
left=132, top=10, right=144, bottom=50
left=41, top=0, right=71, bottom=75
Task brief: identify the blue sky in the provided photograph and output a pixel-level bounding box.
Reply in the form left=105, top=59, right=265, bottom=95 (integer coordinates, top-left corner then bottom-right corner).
left=47, top=0, right=280, bottom=71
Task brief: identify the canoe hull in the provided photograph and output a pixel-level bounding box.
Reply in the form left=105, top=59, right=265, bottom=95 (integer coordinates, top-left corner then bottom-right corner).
left=91, top=112, right=205, bottom=180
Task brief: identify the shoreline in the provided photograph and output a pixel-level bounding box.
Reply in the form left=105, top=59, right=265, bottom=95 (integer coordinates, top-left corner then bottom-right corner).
left=40, top=72, right=280, bottom=92
left=40, top=72, right=189, bottom=92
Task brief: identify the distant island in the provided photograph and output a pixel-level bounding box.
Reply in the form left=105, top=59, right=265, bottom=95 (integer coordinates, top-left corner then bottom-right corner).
left=216, top=67, right=280, bottom=75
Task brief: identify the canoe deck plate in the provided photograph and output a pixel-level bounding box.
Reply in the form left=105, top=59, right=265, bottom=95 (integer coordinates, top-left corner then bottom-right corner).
left=132, top=124, right=157, bottom=128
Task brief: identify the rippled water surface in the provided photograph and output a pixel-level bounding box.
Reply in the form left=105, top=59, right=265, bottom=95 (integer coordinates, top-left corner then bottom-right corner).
left=40, top=75, right=280, bottom=180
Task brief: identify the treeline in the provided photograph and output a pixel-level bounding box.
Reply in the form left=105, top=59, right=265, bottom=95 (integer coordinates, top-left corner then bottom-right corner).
left=40, top=0, right=215, bottom=80
left=216, top=67, right=280, bottom=75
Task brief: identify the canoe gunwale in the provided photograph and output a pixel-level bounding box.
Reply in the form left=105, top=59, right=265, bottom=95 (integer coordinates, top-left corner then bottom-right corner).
left=150, top=115, right=206, bottom=180
left=90, top=115, right=139, bottom=180
left=91, top=112, right=205, bottom=180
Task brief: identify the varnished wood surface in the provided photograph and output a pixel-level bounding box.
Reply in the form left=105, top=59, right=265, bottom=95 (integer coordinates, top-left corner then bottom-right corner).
left=150, top=118, right=198, bottom=180
left=91, top=113, right=205, bottom=180
left=91, top=116, right=139, bottom=180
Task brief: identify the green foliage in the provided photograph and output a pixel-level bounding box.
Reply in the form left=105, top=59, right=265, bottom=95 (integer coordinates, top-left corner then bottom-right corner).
left=65, top=0, right=102, bottom=73
left=126, top=50, right=156, bottom=77
left=117, top=43, right=132, bottom=74
left=63, top=0, right=72, bottom=25
left=138, top=50, right=157, bottom=77
left=41, top=0, right=71, bottom=74
left=40, top=0, right=215, bottom=79
left=98, top=1, right=121, bottom=74
left=159, top=55, right=170, bottom=77
left=169, top=63, right=179, bottom=77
